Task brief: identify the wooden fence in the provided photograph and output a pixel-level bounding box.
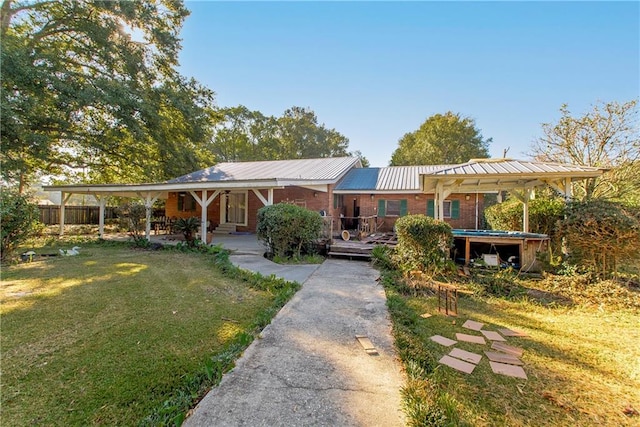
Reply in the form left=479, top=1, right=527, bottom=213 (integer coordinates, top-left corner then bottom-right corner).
left=39, top=206, right=118, bottom=225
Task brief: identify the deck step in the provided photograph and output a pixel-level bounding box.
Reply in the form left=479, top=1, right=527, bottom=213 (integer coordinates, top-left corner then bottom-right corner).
left=327, top=251, right=371, bottom=259
left=212, top=224, right=237, bottom=234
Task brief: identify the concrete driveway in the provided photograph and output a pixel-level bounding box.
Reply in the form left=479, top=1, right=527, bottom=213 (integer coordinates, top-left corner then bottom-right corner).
left=183, top=256, right=406, bottom=426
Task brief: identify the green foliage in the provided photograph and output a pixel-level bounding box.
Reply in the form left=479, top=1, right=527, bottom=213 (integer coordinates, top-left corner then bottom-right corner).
left=0, top=189, right=42, bottom=261
left=390, top=111, right=491, bottom=166
left=531, top=99, right=639, bottom=201
left=371, top=244, right=396, bottom=271
left=0, top=0, right=215, bottom=189
left=116, top=202, right=147, bottom=244
left=559, top=200, right=640, bottom=277
left=393, top=214, right=453, bottom=276
left=484, top=196, right=565, bottom=237
left=210, top=105, right=357, bottom=162
left=173, top=217, right=201, bottom=246
left=256, top=203, right=323, bottom=259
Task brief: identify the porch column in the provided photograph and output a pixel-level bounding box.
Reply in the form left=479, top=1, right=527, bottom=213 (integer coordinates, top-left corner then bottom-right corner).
left=190, top=190, right=220, bottom=243
left=522, top=188, right=532, bottom=233
left=93, top=194, right=107, bottom=238
left=251, top=189, right=274, bottom=206
left=435, top=181, right=444, bottom=220
left=138, top=192, right=160, bottom=241
left=59, top=192, right=72, bottom=236
left=564, top=177, right=572, bottom=199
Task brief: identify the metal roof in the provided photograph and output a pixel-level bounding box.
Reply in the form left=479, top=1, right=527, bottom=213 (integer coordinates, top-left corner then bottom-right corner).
left=169, top=157, right=360, bottom=184
left=432, top=158, right=604, bottom=177
left=335, top=165, right=448, bottom=192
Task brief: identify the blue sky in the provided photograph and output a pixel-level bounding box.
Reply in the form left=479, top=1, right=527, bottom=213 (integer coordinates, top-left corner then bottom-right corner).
left=178, top=1, right=639, bottom=167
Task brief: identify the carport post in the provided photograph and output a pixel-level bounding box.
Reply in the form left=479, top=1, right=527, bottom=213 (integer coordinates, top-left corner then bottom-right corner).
left=190, top=190, right=220, bottom=244
left=93, top=194, right=106, bottom=238
left=59, top=192, right=72, bottom=236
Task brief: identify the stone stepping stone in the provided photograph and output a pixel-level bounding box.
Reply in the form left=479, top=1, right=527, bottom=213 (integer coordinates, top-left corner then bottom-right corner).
left=449, top=348, right=482, bottom=364
left=490, top=361, right=528, bottom=379
left=498, top=328, right=529, bottom=337
left=480, top=330, right=506, bottom=341
left=430, top=335, right=457, bottom=346
left=491, top=341, right=524, bottom=357
left=462, top=319, right=484, bottom=331
left=485, top=351, right=524, bottom=366
left=456, top=333, right=486, bottom=345
left=439, top=355, right=476, bottom=374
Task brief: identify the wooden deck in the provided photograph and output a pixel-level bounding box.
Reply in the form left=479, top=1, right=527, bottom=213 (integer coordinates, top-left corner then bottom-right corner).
left=327, top=233, right=397, bottom=260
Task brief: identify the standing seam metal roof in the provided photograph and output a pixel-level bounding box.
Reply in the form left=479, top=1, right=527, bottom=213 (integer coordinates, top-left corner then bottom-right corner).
left=335, top=165, right=449, bottom=191
left=168, top=157, right=360, bottom=183
left=432, top=159, right=603, bottom=176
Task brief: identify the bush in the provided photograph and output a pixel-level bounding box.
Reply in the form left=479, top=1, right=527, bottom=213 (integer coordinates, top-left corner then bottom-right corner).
left=173, top=217, right=200, bottom=247
left=393, top=214, right=453, bottom=276
left=484, top=196, right=565, bottom=238
left=559, top=200, right=640, bottom=277
left=256, top=203, right=323, bottom=259
left=0, top=189, right=43, bottom=261
left=117, top=202, right=147, bottom=244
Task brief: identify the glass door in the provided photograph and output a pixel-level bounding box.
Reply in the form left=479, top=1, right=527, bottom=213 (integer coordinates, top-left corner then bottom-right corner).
left=225, top=192, right=246, bottom=225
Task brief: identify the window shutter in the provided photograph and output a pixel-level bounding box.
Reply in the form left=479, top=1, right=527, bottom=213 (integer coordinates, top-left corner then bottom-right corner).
left=427, top=200, right=435, bottom=217
left=333, top=194, right=338, bottom=209
left=377, top=199, right=386, bottom=217
left=451, top=200, right=460, bottom=219
left=400, top=199, right=408, bottom=216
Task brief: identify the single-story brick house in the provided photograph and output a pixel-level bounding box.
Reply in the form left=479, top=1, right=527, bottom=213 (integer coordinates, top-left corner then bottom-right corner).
left=45, top=156, right=605, bottom=245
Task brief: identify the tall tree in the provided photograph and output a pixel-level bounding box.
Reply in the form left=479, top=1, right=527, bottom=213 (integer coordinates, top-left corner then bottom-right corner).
left=530, top=100, right=639, bottom=201
left=390, top=112, right=491, bottom=165
left=209, top=105, right=354, bottom=162
left=0, top=0, right=215, bottom=190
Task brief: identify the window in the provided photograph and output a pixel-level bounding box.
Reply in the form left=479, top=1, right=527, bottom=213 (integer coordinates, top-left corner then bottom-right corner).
left=427, top=199, right=460, bottom=219
left=177, top=192, right=196, bottom=212
left=377, top=199, right=407, bottom=217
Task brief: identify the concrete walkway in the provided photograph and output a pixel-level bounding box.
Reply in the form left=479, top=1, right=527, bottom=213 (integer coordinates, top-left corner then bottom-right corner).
left=183, top=242, right=406, bottom=426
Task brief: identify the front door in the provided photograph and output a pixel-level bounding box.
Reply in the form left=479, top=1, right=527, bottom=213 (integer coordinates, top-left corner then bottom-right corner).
left=223, top=192, right=247, bottom=225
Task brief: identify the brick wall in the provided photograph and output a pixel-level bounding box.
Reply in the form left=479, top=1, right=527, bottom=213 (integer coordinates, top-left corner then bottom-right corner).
left=165, top=189, right=484, bottom=232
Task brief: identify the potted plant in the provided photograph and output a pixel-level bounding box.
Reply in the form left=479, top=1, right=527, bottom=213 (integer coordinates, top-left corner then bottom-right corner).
left=173, top=217, right=200, bottom=246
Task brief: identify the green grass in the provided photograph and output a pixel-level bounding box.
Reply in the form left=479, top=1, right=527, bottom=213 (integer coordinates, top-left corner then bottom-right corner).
left=382, top=270, right=640, bottom=426
left=1, top=240, right=298, bottom=426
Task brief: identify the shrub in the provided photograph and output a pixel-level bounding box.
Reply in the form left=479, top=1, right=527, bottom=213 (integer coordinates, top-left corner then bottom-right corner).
left=0, top=189, right=43, bottom=261
left=559, top=200, right=640, bottom=277
left=173, top=217, right=200, bottom=247
left=393, top=214, right=453, bottom=276
left=256, top=203, right=323, bottom=259
left=117, top=202, right=147, bottom=244
left=484, top=196, right=565, bottom=238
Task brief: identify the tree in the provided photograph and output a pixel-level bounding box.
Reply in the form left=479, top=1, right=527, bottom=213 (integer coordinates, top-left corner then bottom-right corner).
left=390, top=112, right=491, bottom=165
left=530, top=100, right=639, bottom=201
left=209, top=105, right=357, bottom=162
left=1, top=189, right=42, bottom=261
left=1, top=0, right=215, bottom=190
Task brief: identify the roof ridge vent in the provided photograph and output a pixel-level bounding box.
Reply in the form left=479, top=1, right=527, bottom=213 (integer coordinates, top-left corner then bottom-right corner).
left=469, top=158, right=514, bottom=163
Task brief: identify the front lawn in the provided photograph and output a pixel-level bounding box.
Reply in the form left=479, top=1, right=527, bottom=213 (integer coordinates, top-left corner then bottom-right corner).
left=383, top=270, right=640, bottom=426
left=1, top=240, right=298, bottom=425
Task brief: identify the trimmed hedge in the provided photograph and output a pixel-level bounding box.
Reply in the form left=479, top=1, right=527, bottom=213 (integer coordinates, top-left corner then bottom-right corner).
left=393, top=214, right=453, bottom=276
left=256, top=203, right=323, bottom=259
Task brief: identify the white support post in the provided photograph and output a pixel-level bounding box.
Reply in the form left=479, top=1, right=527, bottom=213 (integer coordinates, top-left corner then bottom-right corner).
left=268, top=188, right=274, bottom=205
left=190, top=190, right=220, bottom=244
left=436, top=181, right=445, bottom=220
left=252, top=189, right=270, bottom=206
left=564, top=177, right=572, bottom=200
left=138, top=192, right=160, bottom=241
left=522, top=188, right=532, bottom=233
left=59, top=192, right=72, bottom=236
left=93, top=194, right=107, bottom=238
